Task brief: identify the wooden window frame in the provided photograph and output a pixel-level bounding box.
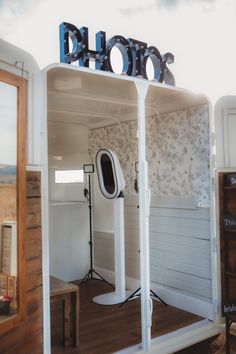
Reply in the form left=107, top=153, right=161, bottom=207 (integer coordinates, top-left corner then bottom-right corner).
left=0, top=69, right=27, bottom=334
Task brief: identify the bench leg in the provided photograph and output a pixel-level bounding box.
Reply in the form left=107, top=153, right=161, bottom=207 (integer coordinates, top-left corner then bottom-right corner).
left=226, top=317, right=231, bottom=354
left=63, top=295, right=70, bottom=347
left=71, top=291, right=79, bottom=347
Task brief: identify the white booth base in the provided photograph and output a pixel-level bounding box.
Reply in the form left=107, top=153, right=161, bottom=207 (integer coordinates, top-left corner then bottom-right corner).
left=93, top=291, right=131, bottom=305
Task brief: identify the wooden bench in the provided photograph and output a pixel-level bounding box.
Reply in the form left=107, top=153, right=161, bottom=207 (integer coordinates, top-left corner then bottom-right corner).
left=50, top=276, right=79, bottom=347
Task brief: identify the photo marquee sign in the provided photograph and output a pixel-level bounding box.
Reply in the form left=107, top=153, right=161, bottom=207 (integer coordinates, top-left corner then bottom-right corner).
left=59, top=22, right=175, bottom=85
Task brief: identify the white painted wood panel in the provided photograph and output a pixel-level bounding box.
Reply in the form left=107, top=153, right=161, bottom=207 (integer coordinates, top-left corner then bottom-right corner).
left=125, top=215, right=210, bottom=240
left=150, top=265, right=212, bottom=299
left=224, top=109, right=236, bottom=167
left=215, top=96, right=236, bottom=168
left=126, top=204, right=210, bottom=220
left=150, top=248, right=211, bottom=271
left=150, top=223, right=209, bottom=240
left=94, top=197, right=212, bottom=305
left=49, top=203, right=90, bottom=281
left=150, top=234, right=210, bottom=257
left=94, top=231, right=114, bottom=271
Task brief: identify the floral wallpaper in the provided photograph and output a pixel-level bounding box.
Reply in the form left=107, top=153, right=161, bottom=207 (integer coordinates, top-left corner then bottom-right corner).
left=89, top=105, right=210, bottom=205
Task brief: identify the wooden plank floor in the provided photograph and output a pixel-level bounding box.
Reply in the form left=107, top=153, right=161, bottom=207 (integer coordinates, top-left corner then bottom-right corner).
left=51, top=279, right=203, bottom=354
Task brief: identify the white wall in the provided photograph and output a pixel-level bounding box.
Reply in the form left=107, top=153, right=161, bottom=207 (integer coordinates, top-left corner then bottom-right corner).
left=48, top=122, right=91, bottom=281
left=93, top=172, right=114, bottom=232
left=48, top=153, right=88, bottom=202
left=49, top=202, right=89, bottom=281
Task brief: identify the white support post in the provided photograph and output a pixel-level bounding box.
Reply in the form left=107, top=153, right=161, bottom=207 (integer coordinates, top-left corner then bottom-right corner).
left=114, top=197, right=126, bottom=299
left=135, top=81, right=152, bottom=353
left=93, top=148, right=128, bottom=305
left=93, top=196, right=129, bottom=305
left=41, top=70, right=51, bottom=354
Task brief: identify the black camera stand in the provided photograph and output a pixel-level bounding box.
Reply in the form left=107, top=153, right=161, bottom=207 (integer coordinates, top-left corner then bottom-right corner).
left=119, top=285, right=167, bottom=307
left=80, top=171, right=113, bottom=289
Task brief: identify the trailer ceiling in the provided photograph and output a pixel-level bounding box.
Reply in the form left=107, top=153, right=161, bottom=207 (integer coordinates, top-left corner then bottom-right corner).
left=47, top=66, right=209, bottom=130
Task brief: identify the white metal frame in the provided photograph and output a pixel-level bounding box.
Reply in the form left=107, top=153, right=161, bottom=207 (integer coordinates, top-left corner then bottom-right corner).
left=32, top=63, right=225, bottom=353
left=135, top=81, right=152, bottom=352
left=0, top=37, right=225, bottom=352
left=208, top=99, right=222, bottom=324
left=41, top=69, right=51, bottom=354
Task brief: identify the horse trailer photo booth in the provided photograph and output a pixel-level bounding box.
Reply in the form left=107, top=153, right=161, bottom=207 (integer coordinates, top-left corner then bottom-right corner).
left=0, top=27, right=236, bottom=354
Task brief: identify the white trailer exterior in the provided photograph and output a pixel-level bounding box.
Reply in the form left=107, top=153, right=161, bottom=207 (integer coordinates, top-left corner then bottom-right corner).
left=1, top=37, right=235, bottom=353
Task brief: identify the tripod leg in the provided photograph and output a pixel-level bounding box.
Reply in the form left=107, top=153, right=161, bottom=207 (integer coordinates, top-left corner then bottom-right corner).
left=119, top=287, right=141, bottom=307
left=93, top=270, right=114, bottom=289
left=80, top=269, right=92, bottom=284
left=150, top=289, right=167, bottom=306
left=81, top=174, right=113, bottom=289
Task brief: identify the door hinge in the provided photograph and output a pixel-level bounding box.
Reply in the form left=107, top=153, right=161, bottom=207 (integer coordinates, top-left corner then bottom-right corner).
left=212, top=177, right=215, bottom=192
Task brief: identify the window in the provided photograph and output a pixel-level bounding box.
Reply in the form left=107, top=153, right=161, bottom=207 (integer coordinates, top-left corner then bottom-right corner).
left=55, top=170, right=84, bottom=183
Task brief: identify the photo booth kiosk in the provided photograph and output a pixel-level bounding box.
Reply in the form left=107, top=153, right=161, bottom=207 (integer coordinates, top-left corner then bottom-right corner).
left=1, top=36, right=236, bottom=354
left=93, top=148, right=130, bottom=305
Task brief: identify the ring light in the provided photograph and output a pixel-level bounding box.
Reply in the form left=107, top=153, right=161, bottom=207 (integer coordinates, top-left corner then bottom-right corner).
left=96, top=149, right=125, bottom=199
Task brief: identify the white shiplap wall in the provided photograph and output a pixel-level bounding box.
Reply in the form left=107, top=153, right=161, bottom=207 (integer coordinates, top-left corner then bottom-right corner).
left=94, top=196, right=212, bottom=316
